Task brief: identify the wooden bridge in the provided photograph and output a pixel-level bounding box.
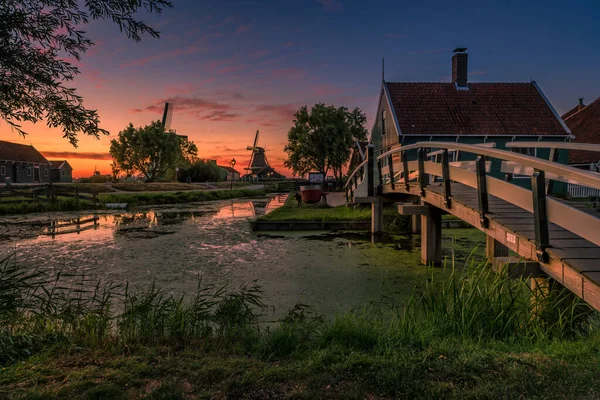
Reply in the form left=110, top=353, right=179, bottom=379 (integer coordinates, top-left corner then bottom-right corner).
left=346, top=141, right=600, bottom=311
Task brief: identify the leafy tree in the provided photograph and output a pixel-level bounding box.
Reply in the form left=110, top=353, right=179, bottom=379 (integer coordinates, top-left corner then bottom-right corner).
left=179, top=160, right=223, bottom=183
left=0, top=0, right=172, bottom=146
left=284, top=104, right=368, bottom=186
left=110, top=121, right=198, bottom=182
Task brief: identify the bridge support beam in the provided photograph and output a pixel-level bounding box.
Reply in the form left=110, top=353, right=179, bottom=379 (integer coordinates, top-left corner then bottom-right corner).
left=411, top=215, right=421, bottom=234
left=371, top=201, right=384, bottom=235
left=486, top=235, right=509, bottom=259
left=421, top=206, right=442, bottom=265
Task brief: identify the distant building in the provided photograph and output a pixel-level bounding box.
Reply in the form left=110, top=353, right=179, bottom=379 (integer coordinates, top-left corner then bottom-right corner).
left=562, top=97, right=600, bottom=170
left=218, top=166, right=240, bottom=181
left=49, top=160, right=73, bottom=183
left=0, top=140, right=51, bottom=184
left=370, top=48, right=572, bottom=185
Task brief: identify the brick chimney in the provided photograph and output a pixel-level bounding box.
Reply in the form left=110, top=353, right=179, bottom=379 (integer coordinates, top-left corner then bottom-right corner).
left=578, top=98, right=585, bottom=111
left=452, top=48, right=468, bottom=89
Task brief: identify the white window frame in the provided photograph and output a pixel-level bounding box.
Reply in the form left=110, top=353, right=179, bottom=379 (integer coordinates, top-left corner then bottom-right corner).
left=44, top=168, right=48, bottom=177
left=381, top=109, right=386, bottom=136
left=27, top=166, right=32, bottom=176
left=0, top=165, right=5, bottom=175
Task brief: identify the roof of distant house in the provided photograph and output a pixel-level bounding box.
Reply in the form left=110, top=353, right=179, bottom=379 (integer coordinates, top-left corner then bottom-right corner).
left=384, top=82, right=569, bottom=136
left=563, top=97, right=600, bottom=165
left=0, top=140, right=50, bottom=164
left=219, top=166, right=240, bottom=174
left=49, top=160, right=72, bottom=170
left=562, top=103, right=587, bottom=120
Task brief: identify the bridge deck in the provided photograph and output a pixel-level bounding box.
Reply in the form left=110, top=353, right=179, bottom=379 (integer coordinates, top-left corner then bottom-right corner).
left=385, top=182, right=600, bottom=309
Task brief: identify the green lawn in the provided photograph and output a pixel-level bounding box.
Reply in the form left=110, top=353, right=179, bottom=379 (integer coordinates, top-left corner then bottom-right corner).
left=259, top=196, right=371, bottom=221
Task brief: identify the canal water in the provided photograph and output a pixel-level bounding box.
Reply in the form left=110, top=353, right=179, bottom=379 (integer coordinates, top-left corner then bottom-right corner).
left=0, top=196, right=485, bottom=318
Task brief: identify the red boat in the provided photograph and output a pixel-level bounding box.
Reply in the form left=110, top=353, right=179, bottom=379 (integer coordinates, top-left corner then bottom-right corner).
left=299, top=185, right=323, bottom=204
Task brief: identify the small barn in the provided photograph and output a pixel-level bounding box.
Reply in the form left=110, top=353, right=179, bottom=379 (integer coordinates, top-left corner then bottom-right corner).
left=50, top=160, right=74, bottom=183
left=218, top=166, right=240, bottom=181
left=0, top=140, right=51, bottom=184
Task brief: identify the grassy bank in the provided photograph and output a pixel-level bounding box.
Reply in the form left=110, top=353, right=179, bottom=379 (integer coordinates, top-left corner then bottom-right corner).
left=0, top=198, right=92, bottom=215
left=99, top=188, right=266, bottom=207
left=259, top=197, right=411, bottom=233
left=1, top=254, right=599, bottom=398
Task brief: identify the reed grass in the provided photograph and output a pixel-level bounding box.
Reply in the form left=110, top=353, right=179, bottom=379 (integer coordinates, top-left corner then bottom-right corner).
left=1, top=254, right=599, bottom=398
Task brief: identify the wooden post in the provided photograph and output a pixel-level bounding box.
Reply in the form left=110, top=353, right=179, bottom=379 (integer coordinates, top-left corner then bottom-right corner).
left=367, top=145, right=374, bottom=197
left=486, top=235, right=509, bottom=259
left=532, top=170, right=549, bottom=263
left=75, top=185, right=80, bottom=210
left=372, top=200, right=383, bottom=235
left=388, top=154, right=395, bottom=190
left=441, top=149, right=452, bottom=208
left=402, top=150, right=410, bottom=190
left=421, top=206, right=442, bottom=265
left=476, top=155, right=489, bottom=228
left=418, top=148, right=427, bottom=196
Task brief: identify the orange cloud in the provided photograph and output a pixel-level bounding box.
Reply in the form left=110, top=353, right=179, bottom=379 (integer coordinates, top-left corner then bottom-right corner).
left=41, top=151, right=112, bottom=160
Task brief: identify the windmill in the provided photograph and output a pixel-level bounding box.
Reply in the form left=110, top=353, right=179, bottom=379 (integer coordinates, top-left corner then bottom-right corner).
left=161, top=102, right=173, bottom=132
left=245, top=130, right=269, bottom=173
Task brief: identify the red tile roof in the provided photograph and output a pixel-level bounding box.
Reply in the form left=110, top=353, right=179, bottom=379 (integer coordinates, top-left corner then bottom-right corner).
left=562, top=103, right=586, bottom=120
left=219, top=166, right=240, bottom=174
left=563, top=97, right=600, bottom=165
left=0, top=140, right=50, bottom=164
left=386, top=82, right=569, bottom=136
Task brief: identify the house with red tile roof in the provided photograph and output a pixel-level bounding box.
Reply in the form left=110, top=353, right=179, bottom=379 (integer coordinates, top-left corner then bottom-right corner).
left=562, top=97, right=600, bottom=170
left=0, top=140, right=51, bottom=184
left=370, top=48, right=572, bottom=183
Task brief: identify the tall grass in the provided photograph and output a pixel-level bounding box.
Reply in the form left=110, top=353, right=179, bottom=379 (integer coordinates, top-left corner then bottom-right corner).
left=0, top=254, right=596, bottom=366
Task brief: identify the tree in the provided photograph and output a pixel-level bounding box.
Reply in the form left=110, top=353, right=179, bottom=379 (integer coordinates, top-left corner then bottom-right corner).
left=284, top=104, right=368, bottom=187
left=179, top=160, right=223, bottom=183
left=110, top=121, right=198, bottom=182
left=0, top=0, right=172, bottom=146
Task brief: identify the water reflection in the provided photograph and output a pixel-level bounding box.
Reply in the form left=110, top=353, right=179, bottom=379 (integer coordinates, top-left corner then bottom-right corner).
left=0, top=195, right=468, bottom=318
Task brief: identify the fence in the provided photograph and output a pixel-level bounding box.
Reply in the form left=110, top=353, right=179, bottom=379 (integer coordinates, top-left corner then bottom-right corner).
left=568, top=183, right=600, bottom=199
left=0, top=184, right=99, bottom=206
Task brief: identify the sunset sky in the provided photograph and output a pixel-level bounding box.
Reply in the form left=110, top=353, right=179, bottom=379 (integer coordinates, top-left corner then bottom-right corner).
left=3, top=0, right=600, bottom=177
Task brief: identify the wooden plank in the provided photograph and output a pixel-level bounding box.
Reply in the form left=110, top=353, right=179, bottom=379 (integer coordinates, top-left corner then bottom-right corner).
left=553, top=258, right=600, bottom=272
left=549, top=248, right=600, bottom=260
left=397, top=204, right=430, bottom=216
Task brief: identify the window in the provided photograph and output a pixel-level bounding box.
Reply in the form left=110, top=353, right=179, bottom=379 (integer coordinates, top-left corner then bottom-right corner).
left=381, top=109, right=386, bottom=136
left=0, top=166, right=5, bottom=175
left=44, top=169, right=48, bottom=177
left=61, top=170, right=65, bottom=176
left=27, top=166, right=32, bottom=176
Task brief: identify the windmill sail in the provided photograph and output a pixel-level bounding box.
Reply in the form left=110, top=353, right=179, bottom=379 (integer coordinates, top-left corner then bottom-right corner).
left=161, top=103, right=173, bottom=131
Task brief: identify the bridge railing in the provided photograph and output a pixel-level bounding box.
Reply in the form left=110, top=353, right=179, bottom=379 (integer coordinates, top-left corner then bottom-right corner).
left=504, top=141, right=600, bottom=197
left=345, top=145, right=374, bottom=203
left=374, top=141, right=600, bottom=262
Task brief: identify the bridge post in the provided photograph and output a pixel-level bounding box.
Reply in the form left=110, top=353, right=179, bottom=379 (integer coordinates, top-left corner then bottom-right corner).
left=532, top=170, right=550, bottom=263
left=402, top=150, right=410, bottom=190
left=441, top=149, right=452, bottom=208
left=367, top=145, right=374, bottom=197
left=421, top=206, right=442, bottom=265
left=372, top=199, right=384, bottom=235
left=418, top=148, right=427, bottom=196
left=486, top=235, right=509, bottom=259
left=476, top=155, right=489, bottom=228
